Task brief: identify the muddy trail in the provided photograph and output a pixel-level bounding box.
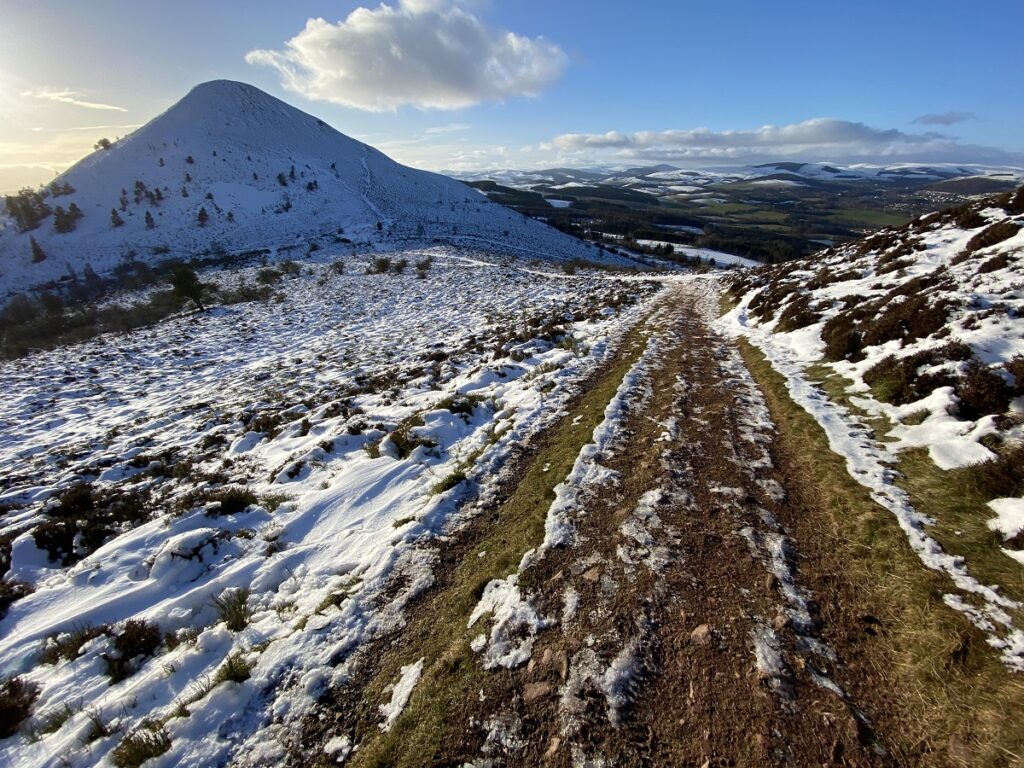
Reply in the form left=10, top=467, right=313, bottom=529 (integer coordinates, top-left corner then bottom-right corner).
left=292, top=281, right=903, bottom=767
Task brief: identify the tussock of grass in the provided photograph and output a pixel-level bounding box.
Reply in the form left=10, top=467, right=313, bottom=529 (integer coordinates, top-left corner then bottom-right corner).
left=346, top=329, right=650, bottom=768
left=260, top=493, right=290, bottom=512
left=213, top=588, right=252, bottom=631
left=431, top=471, right=466, bottom=496
left=111, top=721, right=171, bottom=767
left=317, top=578, right=362, bottom=613
left=83, top=708, right=113, bottom=742
left=36, top=701, right=80, bottom=734
left=434, top=394, right=484, bottom=418
left=386, top=415, right=436, bottom=459
left=213, top=653, right=252, bottom=685
left=740, top=339, right=1024, bottom=767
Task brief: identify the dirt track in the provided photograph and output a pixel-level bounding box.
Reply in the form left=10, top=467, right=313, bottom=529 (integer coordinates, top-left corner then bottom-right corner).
left=296, top=281, right=908, bottom=767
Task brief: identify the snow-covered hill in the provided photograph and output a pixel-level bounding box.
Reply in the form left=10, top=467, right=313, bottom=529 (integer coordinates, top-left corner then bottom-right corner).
left=0, top=81, right=608, bottom=298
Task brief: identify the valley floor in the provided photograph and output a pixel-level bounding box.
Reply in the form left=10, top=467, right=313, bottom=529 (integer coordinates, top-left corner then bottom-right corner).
left=1, top=256, right=1021, bottom=767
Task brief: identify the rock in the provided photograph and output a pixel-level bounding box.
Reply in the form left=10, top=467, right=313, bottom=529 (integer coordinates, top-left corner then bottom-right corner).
left=689, top=623, right=713, bottom=646
left=540, top=648, right=553, bottom=667
left=582, top=566, right=601, bottom=582
left=764, top=573, right=780, bottom=591
left=772, top=613, right=790, bottom=632
left=556, top=650, right=569, bottom=680
left=523, top=681, right=553, bottom=703
left=544, top=736, right=561, bottom=759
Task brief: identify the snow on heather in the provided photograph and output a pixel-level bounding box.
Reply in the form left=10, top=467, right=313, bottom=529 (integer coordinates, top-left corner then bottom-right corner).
left=723, top=192, right=1024, bottom=470
left=0, top=249, right=658, bottom=766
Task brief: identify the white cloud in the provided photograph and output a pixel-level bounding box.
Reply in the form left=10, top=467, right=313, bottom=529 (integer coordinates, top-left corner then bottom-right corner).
left=22, top=88, right=127, bottom=112
left=245, top=0, right=566, bottom=111
left=544, top=118, right=1019, bottom=165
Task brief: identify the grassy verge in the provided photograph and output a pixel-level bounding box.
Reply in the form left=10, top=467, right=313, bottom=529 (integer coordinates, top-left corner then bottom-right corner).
left=896, top=449, right=1024, bottom=609
left=802, top=364, right=1024, bottom=610
left=739, top=338, right=1024, bottom=767
left=345, top=325, right=652, bottom=768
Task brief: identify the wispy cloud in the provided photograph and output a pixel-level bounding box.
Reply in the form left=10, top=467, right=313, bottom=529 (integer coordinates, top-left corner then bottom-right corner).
left=246, top=0, right=566, bottom=111
left=912, top=111, right=976, bottom=126
left=64, top=123, right=141, bottom=132
left=22, top=88, right=127, bottom=112
left=424, top=122, right=472, bottom=134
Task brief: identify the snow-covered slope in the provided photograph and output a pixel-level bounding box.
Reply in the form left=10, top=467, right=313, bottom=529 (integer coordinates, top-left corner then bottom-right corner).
left=0, top=81, right=606, bottom=297
left=0, top=250, right=656, bottom=766
left=724, top=187, right=1024, bottom=466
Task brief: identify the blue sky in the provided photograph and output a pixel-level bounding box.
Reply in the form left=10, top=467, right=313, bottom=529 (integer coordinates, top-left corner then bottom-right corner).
left=1, top=0, right=1021, bottom=190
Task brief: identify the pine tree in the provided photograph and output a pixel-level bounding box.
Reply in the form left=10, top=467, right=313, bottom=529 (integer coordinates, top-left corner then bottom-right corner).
left=111, top=208, right=124, bottom=227
left=145, top=211, right=155, bottom=229
left=53, top=206, right=69, bottom=233
left=4, top=188, right=51, bottom=232
left=30, top=236, right=46, bottom=263
left=53, top=204, right=82, bottom=233
left=197, top=207, right=209, bottom=227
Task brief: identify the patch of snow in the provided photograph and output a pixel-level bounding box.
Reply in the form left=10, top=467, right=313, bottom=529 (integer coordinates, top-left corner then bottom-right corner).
left=379, top=657, right=424, bottom=732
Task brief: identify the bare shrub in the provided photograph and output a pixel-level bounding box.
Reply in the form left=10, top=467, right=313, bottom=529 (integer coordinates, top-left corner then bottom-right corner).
left=963, top=220, right=1021, bottom=256
left=0, top=676, right=40, bottom=738
left=955, top=361, right=1012, bottom=420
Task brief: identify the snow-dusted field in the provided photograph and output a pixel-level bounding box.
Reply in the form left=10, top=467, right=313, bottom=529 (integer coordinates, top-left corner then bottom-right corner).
left=0, top=248, right=658, bottom=766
